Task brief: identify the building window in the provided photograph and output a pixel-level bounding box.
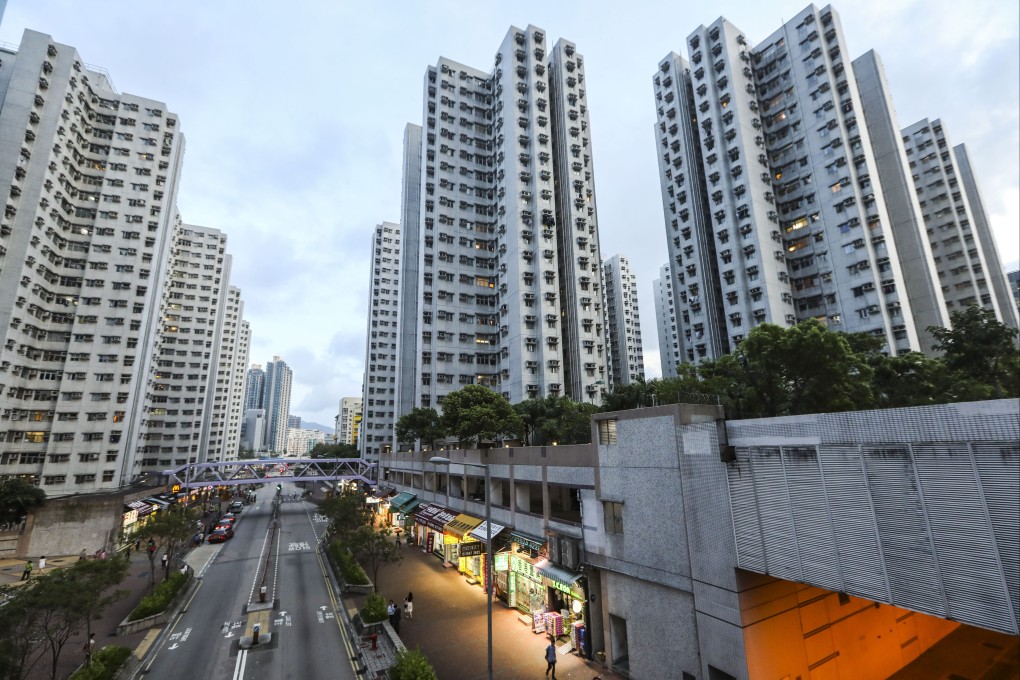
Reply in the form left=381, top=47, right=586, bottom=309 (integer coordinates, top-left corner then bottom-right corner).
left=603, top=501, right=624, bottom=533
left=597, top=418, right=617, bottom=445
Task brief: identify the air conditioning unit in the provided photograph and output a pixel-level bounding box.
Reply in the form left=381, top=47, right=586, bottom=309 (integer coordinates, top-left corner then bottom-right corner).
left=560, top=537, right=578, bottom=570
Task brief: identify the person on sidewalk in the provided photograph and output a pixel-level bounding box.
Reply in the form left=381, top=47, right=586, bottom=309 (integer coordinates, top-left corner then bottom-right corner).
left=37, top=556, right=46, bottom=572
left=387, top=600, right=401, bottom=634
left=83, top=633, right=95, bottom=665
left=161, top=553, right=168, bottom=572
left=21, top=560, right=32, bottom=581
left=403, top=593, right=413, bottom=619
left=545, top=638, right=557, bottom=679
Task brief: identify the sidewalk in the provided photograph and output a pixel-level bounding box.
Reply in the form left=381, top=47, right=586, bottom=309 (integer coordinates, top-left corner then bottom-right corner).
left=0, top=546, right=189, bottom=680
left=343, top=541, right=621, bottom=680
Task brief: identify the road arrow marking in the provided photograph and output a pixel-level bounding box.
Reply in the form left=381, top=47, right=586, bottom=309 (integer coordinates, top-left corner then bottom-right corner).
left=168, top=643, right=179, bottom=650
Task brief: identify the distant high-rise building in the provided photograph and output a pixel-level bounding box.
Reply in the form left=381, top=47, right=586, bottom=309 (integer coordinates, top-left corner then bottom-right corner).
left=653, top=263, right=682, bottom=379
left=361, top=222, right=400, bottom=461
left=394, top=125, right=423, bottom=451
left=602, top=255, right=645, bottom=388
left=224, top=317, right=251, bottom=461
left=285, top=427, right=325, bottom=456
left=205, top=286, right=248, bottom=462
left=1008, top=270, right=1020, bottom=313
left=395, top=25, right=610, bottom=424
left=338, top=397, right=362, bottom=447
left=243, top=364, right=265, bottom=412
left=287, top=415, right=301, bottom=429
left=653, top=6, right=950, bottom=363
left=263, top=356, right=292, bottom=454
left=241, top=409, right=266, bottom=453
left=0, top=30, right=185, bottom=494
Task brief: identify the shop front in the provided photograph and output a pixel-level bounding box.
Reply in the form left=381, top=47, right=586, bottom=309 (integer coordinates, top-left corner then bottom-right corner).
left=467, top=521, right=507, bottom=592
left=442, top=513, right=483, bottom=575
left=534, top=558, right=587, bottom=650
left=413, top=503, right=456, bottom=559
left=388, top=492, right=420, bottom=539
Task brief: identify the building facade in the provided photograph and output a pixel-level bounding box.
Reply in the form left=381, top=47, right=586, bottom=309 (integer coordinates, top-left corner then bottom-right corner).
left=224, top=316, right=251, bottom=461
left=897, top=118, right=1018, bottom=330
left=263, top=355, right=292, bottom=454
left=243, top=363, right=265, bottom=412
left=361, top=221, right=400, bottom=461
left=653, top=5, right=947, bottom=363
left=131, top=223, right=231, bottom=476
left=653, top=263, right=681, bottom=379
left=284, top=427, right=325, bottom=456
left=0, top=30, right=185, bottom=494
left=399, top=25, right=610, bottom=419
left=204, top=285, right=248, bottom=462
left=602, top=254, right=645, bottom=388
left=337, top=396, right=362, bottom=447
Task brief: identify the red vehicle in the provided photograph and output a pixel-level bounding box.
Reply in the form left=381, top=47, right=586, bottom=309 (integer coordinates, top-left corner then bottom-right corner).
left=206, top=527, right=234, bottom=543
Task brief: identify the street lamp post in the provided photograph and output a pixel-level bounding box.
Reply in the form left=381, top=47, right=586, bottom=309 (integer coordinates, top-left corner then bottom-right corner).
left=429, top=456, right=493, bottom=680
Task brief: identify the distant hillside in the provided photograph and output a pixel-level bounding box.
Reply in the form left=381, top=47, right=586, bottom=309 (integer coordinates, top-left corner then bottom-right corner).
left=300, top=420, right=334, bottom=435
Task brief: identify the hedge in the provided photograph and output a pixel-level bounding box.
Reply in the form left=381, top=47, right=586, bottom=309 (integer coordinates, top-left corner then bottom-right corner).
left=329, top=541, right=370, bottom=585
left=68, top=645, right=132, bottom=680
left=128, top=572, right=189, bottom=621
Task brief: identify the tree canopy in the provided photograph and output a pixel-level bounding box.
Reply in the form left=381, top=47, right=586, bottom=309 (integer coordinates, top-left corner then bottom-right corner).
left=0, top=477, right=46, bottom=527
left=438, top=385, right=524, bottom=446
left=395, top=407, right=445, bottom=450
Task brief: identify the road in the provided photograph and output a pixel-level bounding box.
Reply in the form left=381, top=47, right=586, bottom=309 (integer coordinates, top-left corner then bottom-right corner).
left=134, top=483, right=357, bottom=680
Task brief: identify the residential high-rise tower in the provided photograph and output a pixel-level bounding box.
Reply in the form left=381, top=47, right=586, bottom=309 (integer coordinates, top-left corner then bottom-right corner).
left=361, top=221, right=400, bottom=460
left=602, top=254, right=645, bottom=388
left=263, top=355, right=292, bottom=454
left=653, top=263, right=682, bottom=379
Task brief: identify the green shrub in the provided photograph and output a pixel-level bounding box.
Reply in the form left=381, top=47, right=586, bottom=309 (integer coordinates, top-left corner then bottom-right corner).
left=360, top=593, right=388, bottom=624
left=389, top=648, right=438, bottom=680
left=68, top=645, right=132, bottom=680
left=330, top=541, right=369, bottom=585
left=128, top=572, right=189, bottom=621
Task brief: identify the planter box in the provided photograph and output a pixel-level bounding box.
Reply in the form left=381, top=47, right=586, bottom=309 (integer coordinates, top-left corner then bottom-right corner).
left=115, top=577, right=197, bottom=636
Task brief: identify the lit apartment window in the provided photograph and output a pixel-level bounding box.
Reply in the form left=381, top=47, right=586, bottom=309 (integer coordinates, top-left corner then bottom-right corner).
left=597, top=418, right=617, bottom=445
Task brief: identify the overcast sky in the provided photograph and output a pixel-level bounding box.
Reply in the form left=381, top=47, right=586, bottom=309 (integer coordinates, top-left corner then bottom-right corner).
left=3, top=1, right=1017, bottom=428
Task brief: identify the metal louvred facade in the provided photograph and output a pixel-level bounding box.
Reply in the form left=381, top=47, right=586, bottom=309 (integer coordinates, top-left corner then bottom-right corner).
left=727, top=431, right=1019, bottom=636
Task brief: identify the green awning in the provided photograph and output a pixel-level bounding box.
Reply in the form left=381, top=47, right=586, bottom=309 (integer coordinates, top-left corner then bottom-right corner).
left=389, top=492, right=419, bottom=514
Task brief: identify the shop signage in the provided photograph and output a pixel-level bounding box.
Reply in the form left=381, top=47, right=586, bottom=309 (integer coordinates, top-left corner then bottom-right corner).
left=426, top=532, right=435, bottom=554
left=494, top=553, right=509, bottom=572
left=459, top=542, right=483, bottom=557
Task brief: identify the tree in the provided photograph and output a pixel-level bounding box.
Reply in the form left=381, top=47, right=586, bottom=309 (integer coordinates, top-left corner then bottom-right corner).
left=0, top=478, right=46, bottom=528
left=0, top=583, right=48, bottom=680
left=309, top=443, right=359, bottom=458
left=869, top=351, right=954, bottom=409
left=66, top=554, right=131, bottom=640
left=134, top=508, right=196, bottom=586
left=389, top=647, right=438, bottom=680
left=600, top=377, right=655, bottom=412
left=320, top=488, right=374, bottom=546
left=536, top=396, right=597, bottom=445
left=930, top=306, right=1020, bottom=398
left=438, top=386, right=524, bottom=446
left=351, top=526, right=402, bottom=592
left=512, top=398, right=546, bottom=446
left=395, top=408, right=445, bottom=450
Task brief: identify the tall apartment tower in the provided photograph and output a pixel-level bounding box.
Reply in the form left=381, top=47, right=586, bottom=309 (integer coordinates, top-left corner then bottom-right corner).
left=653, top=263, right=682, bottom=379
left=898, top=120, right=1018, bottom=329
left=360, top=221, right=400, bottom=461
left=401, top=25, right=609, bottom=416
left=263, top=355, right=292, bottom=454
left=0, top=30, right=185, bottom=494
left=223, top=314, right=251, bottom=461
left=654, top=5, right=940, bottom=363
left=243, top=364, right=265, bottom=412
left=602, top=254, right=645, bottom=387
left=204, top=285, right=248, bottom=462
left=394, top=124, right=423, bottom=449
left=338, top=396, right=362, bottom=447
left=131, top=223, right=230, bottom=476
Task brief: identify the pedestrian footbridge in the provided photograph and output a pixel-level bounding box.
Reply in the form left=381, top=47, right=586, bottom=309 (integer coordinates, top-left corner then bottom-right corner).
left=162, top=458, right=377, bottom=490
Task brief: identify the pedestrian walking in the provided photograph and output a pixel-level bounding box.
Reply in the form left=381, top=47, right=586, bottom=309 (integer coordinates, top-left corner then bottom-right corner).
left=395, top=536, right=401, bottom=548
left=387, top=600, right=401, bottom=634
left=37, top=555, right=46, bottom=571
left=403, top=593, right=413, bottom=619
left=134, top=538, right=141, bottom=552
left=544, top=638, right=558, bottom=679
left=79, top=548, right=87, bottom=561
left=83, top=633, right=95, bottom=665
left=161, top=553, right=168, bottom=571
left=21, top=560, right=32, bottom=581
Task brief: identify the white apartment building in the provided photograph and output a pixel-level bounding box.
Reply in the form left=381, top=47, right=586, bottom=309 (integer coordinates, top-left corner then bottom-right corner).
left=132, top=223, right=230, bottom=475
left=241, top=408, right=265, bottom=453
left=402, top=25, right=609, bottom=417
left=338, top=396, right=362, bottom=447
left=263, top=355, right=292, bottom=454
left=204, top=285, right=249, bottom=462
left=0, top=30, right=185, bottom=494
left=361, top=222, right=400, bottom=461
left=653, top=263, right=682, bottom=379
left=243, top=363, right=264, bottom=411
left=225, top=318, right=251, bottom=460
left=602, top=254, right=645, bottom=388
left=654, top=5, right=940, bottom=363
left=394, top=124, right=423, bottom=446
left=285, top=427, right=325, bottom=456
left=900, top=119, right=1018, bottom=329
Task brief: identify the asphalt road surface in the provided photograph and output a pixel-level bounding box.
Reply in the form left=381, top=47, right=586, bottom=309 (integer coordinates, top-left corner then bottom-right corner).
left=133, top=483, right=358, bottom=680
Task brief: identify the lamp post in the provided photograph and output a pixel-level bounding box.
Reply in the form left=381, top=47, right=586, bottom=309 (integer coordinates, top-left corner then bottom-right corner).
left=429, top=456, right=493, bottom=680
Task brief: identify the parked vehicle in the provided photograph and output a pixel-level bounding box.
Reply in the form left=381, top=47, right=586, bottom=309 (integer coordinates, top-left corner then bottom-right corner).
left=228, top=500, right=244, bottom=513
left=206, top=527, right=234, bottom=543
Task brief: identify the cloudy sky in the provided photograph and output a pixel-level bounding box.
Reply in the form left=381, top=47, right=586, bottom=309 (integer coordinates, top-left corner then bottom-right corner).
left=3, top=1, right=1017, bottom=428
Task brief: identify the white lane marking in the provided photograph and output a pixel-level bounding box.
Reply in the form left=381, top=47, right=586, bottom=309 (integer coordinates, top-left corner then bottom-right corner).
left=232, top=649, right=247, bottom=680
